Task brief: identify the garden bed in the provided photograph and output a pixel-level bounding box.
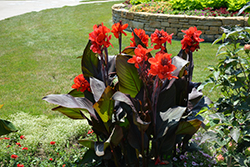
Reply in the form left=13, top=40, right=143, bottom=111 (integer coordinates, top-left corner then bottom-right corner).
left=112, top=3, right=248, bottom=42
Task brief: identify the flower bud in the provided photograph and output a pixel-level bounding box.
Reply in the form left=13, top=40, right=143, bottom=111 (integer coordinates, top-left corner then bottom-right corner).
left=216, top=154, right=224, bottom=162
left=244, top=44, right=250, bottom=53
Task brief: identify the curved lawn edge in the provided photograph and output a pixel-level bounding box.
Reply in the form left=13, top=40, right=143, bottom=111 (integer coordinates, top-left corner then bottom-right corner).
left=112, top=4, right=248, bottom=42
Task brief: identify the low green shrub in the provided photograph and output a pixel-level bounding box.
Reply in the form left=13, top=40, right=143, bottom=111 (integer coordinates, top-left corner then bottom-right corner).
left=199, top=24, right=250, bottom=166
left=129, top=0, right=249, bottom=12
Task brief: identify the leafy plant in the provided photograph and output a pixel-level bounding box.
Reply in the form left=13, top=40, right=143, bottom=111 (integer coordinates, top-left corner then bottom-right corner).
left=199, top=24, right=250, bottom=166
left=43, top=22, right=211, bottom=166
left=0, top=104, right=17, bottom=136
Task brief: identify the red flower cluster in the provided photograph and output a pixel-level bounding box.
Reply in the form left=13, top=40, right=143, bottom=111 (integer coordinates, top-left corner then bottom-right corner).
left=72, top=74, right=91, bottom=93
left=16, top=142, right=21, bottom=147
left=49, top=158, right=53, bottom=161
left=127, top=45, right=153, bottom=68
left=22, top=147, right=28, bottom=150
left=89, top=23, right=112, bottom=54
left=148, top=52, right=178, bottom=80
left=111, top=22, right=128, bottom=38
left=151, top=29, right=173, bottom=50
left=17, top=164, right=24, bottom=167
left=181, top=26, right=204, bottom=53
left=20, top=135, right=25, bottom=139
left=50, top=141, right=56, bottom=145
left=11, top=154, right=18, bottom=159
left=129, top=28, right=149, bottom=47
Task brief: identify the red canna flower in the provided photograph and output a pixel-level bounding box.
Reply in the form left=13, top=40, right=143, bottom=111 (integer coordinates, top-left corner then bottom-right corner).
left=62, top=165, right=66, bottom=167
left=49, top=158, right=53, bottom=161
left=20, top=135, right=25, bottom=139
left=127, top=45, right=153, bottom=68
left=129, top=28, right=149, bottom=47
left=22, top=147, right=28, bottom=150
left=111, top=21, right=128, bottom=38
left=16, top=142, right=21, bottom=147
left=50, top=141, right=56, bottom=145
left=151, top=29, right=173, bottom=50
left=11, top=154, right=18, bottom=159
left=4, top=137, right=10, bottom=140
left=89, top=22, right=112, bottom=54
left=181, top=27, right=204, bottom=53
left=6, top=145, right=11, bottom=148
left=17, top=164, right=24, bottom=167
left=72, top=74, right=91, bottom=93
left=148, top=52, right=178, bottom=80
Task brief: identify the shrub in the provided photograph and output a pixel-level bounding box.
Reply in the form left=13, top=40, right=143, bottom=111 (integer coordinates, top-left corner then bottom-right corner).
left=199, top=24, right=250, bottom=166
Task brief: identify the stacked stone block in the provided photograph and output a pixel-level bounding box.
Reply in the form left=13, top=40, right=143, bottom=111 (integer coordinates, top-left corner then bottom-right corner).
left=112, top=4, right=248, bottom=42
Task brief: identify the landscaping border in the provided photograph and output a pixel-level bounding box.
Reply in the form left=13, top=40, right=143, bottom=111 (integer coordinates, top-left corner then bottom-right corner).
left=112, top=4, right=248, bottom=42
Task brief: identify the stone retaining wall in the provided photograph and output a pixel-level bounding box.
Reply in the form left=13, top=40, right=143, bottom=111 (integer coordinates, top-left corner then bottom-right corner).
left=112, top=4, right=248, bottom=42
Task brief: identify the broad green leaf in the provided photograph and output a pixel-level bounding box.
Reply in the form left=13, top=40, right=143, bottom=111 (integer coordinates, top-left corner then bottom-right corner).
left=175, top=119, right=202, bottom=135
left=116, top=55, right=143, bottom=98
left=78, top=139, right=95, bottom=149
left=81, top=40, right=100, bottom=78
left=52, top=106, right=86, bottom=119
left=200, top=131, right=217, bottom=144
left=68, top=89, right=85, bottom=97
left=93, top=86, right=115, bottom=123
left=122, top=47, right=136, bottom=55
left=230, top=128, right=241, bottom=143
left=43, top=94, right=97, bottom=120
left=0, top=119, right=18, bottom=136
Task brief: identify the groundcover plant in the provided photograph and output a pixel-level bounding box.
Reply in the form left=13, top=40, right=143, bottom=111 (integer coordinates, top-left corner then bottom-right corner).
left=43, top=21, right=211, bottom=166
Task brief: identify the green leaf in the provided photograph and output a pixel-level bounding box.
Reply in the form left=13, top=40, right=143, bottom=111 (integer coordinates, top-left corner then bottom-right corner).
left=52, top=106, right=86, bottom=119
left=230, top=128, right=241, bottom=143
left=78, top=139, right=95, bottom=149
left=200, top=131, right=217, bottom=144
left=122, top=47, right=136, bottom=56
left=93, top=86, right=115, bottom=123
left=0, top=119, right=18, bottom=136
left=81, top=40, right=100, bottom=78
left=116, top=55, right=143, bottom=98
left=175, top=119, right=202, bottom=135
left=68, top=89, right=85, bottom=97
left=209, top=113, right=226, bottom=121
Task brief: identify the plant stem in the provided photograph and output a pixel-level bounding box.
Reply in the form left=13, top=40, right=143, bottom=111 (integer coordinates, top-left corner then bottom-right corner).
left=141, top=130, right=146, bottom=167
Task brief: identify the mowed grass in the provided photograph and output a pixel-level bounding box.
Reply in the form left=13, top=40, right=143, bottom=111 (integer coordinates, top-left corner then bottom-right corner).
left=0, top=1, right=220, bottom=120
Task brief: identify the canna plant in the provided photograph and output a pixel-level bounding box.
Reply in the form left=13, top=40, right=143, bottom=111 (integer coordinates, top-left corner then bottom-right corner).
left=43, top=21, right=211, bottom=166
